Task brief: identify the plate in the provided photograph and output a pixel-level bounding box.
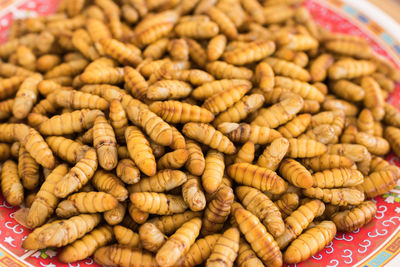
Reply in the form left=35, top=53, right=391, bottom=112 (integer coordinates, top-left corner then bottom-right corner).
left=1, top=0, right=400, bottom=266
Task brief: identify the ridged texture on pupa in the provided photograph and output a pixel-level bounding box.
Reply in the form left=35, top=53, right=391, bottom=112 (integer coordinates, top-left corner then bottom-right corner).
left=129, top=169, right=187, bottom=193
left=302, top=187, right=365, bottom=206
left=183, top=123, right=236, bottom=154
left=206, top=227, right=240, bottom=267
left=236, top=186, right=284, bottom=238
left=94, top=245, right=157, bottom=267
left=54, top=148, right=98, bottom=198
left=279, top=158, right=313, bottom=188
left=39, top=109, right=103, bottom=135
left=1, top=160, right=23, bottom=206
left=156, top=218, right=202, bottom=266
left=328, top=59, right=376, bottom=79
left=202, top=85, right=249, bottom=115
left=56, top=192, right=118, bottom=218
left=227, top=163, right=287, bottom=194
left=46, top=136, right=85, bottom=164
left=206, top=61, right=253, bottom=80
left=275, top=200, right=325, bottom=249
left=149, top=100, right=214, bottom=123
left=125, top=126, right=156, bottom=176
left=332, top=201, right=376, bottom=232
left=181, top=234, right=221, bottom=267
left=27, top=164, right=69, bottom=228
left=234, top=207, right=282, bottom=267
left=287, top=138, right=327, bottom=158
left=202, top=186, right=234, bottom=235
left=93, top=115, right=118, bottom=170
left=264, top=57, right=310, bottom=81
left=54, top=90, right=108, bottom=110
left=130, top=192, right=188, bottom=215
left=312, top=168, right=364, bottom=188
left=284, top=221, right=336, bottom=264
left=147, top=211, right=203, bottom=235
left=251, top=93, right=304, bottom=128
left=213, top=94, right=265, bottom=126
left=58, top=225, right=113, bottom=263
left=223, top=41, right=275, bottom=65
left=192, top=79, right=252, bottom=100
left=358, top=170, right=398, bottom=198
left=201, top=149, right=225, bottom=194
left=218, top=122, right=281, bottom=145
left=36, top=214, right=101, bottom=247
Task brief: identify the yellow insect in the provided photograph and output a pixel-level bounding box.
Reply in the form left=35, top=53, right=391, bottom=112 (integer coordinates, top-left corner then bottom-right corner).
left=234, top=206, right=282, bottom=267
left=130, top=192, right=188, bottom=215
left=183, top=123, right=236, bottom=154
left=227, top=163, right=288, bottom=194
left=257, top=137, right=289, bottom=171
left=264, top=57, right=310, bottom=81
left=218, top=122, right=282, bottom=145
left=150, top=100, right=214, bottom=123
left=202, top=186, right=234, bottom=235
left=182, top=234, right=221, bottom=267
left=1, top=160, right=24, bottom=206
left=156, top=218, right=202, bottom=266
left=279, top=158, right=313, bottom=188
left=206, top=227, right=240, bottom=267
left=284, top=221, right=337, bottom=264
left=236, top=186, right=284, bottom=238
left=206, top=61, right=253, bottom=80
left=93, top=115, right=118, bottom=170
left=302, top=187, right=365, bottom=206
left=332, top=201, right=376, bottom=232
left=275, top=199, right=325, bottom=249
left=207, top=34, right=227, bottom=61
left=328, top=59, right=376, bottom=79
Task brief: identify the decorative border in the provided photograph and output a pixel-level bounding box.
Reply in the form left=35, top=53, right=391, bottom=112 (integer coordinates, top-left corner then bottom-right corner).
left=0, top=244, right=33, bottom=267
left=326, top=0, right=400, bottom=65
left=360, top=228, right=400, bottom=267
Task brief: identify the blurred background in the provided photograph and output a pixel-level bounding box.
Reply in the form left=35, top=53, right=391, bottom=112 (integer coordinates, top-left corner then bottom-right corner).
left=369, top=0, right=400, bottom=22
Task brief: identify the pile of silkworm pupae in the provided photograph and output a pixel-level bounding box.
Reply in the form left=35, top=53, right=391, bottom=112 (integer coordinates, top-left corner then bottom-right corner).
left=1, top=0, right=400, bottom=266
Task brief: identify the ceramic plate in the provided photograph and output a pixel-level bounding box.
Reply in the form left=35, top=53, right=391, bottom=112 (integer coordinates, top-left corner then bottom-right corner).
left=0, top=0, right=400, bottom=266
